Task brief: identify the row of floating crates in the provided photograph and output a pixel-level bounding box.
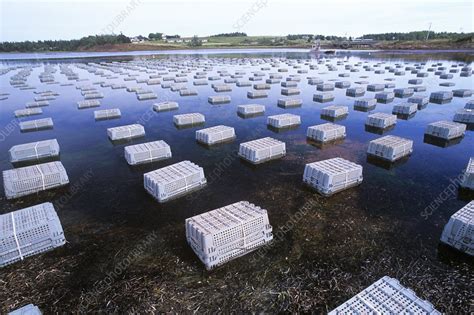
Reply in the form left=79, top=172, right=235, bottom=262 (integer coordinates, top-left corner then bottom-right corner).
left=238, top=137, right=286, bottom=164
left=185, top=201, right=273, bottom=270
left=144, top=160, right=207, bottom=203
left=107, top=124, right=145, bottom=141
left=0, top=202, right=66, bottom=267
left=9, top=139, right=60, bottom=163
left=196, top=125, right=236, bottom=145
left=3, top=161, right=69, bottom=199
left=125, top=140, right=172, bottom=165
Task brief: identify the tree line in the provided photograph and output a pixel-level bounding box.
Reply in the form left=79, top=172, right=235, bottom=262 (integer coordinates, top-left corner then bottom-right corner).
left=361, top=31, right=473, bottom=41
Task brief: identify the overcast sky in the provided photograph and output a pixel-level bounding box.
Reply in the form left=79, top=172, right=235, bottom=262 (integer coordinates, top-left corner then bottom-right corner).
left=0, top=0, right=472, bottom=42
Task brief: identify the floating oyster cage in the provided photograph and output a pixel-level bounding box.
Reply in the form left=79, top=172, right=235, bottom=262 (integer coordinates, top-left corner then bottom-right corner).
left=453, top=89, right=473, bottom=98
left=247, top=90, right=268, bottom=99
left=394, top=88, right=415, bottom=98
left=137, top=93, right=157, bottom=100
left=179, top=89, right=198, bottom=96
left=430, top=91, right=453, bottom=104
left=303, top=157, right=363, bottom=196
left=267, top=113, right=301, bottom=129
left=375, top=91, right=395, bottom=103
left=26, top=101, right=49, bottom=108
left=313, top=93, right=335, bottom=103
left=321, top=105, right=348, bottom=118
left=277, top=98, right=302, bottom=108
left=307, top=123, right=346, bottom=143
left=425, top=120, right=466, bottom=140
left=354, top=98, right=377, bottom=111
left=196, top=125, right=236, bottom=145
left=441, top=201, right=474, bottom=256
left=453, top=109, right=474, bottom=125
left=125, top=140, right=172, bottom=165
left=185, top=201, right=273, bottom=270
left=173, top=113, right=205, bottom=127
left=239, top=137, right=286, bottom=164
left=8, top=304, right=42, bottom=315
left=9, top=139, right=60, bottom=163
left=94, top=108, right=121, bottom=120
left=3, top=161, right=69, bottom=199
left=281, top=88, right=300, bottom=96
left=208, top=95, right=231, bottom=104
left=460, top=158, right=474, bottom=190
left=14, top=108, right=43, bottom=118
left=367, top=83, right=385, bottom=92
left=78, top=99, right=100, bottom=109
left=329, top=276, right=441, bottom=314
left=392, top=103, right=418, bottom=116
left=365, top=113, right=397, bottom=129
left=0, top=203, right=66, bottom=268
left=367, top=135, right=413, bottom=162
left=237, top=104, right=265, bottom=117
left=107, top=124, right=145, bottom=141
left=19, top=118, right=53, bottom=132
left=144, top=160, right=206, bottom=203
left=346, top=87, right=365, bottom=97
left=408, top=95, right=429, bottom=109
left=153, top=101, right=179, bottom=112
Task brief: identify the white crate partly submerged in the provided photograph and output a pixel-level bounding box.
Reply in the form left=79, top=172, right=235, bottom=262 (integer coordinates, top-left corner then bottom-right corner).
left=239, top=137, right=286, bottom=164
left=277, top=98, right=302, bottom=108
left=267, top=113, right=301, bottom=129
left=196, top=125, right=236, bottom=145
left=365, top=113, right=397, bottom=129
left=185, top=201, right=273, bottom=270
left=329, top=276, right=441, bottom=314
left=3, top=161, right=69, bottom=199
left=208, top=95, right=231, bottom=104
left=237, top=104, right=265, bottom=116
left=9, top=139, right=60, bottom=163
left=153, top=101, right=179, bottom=112
left=125, top=140, right=172, bottom=165
left=107, top=124, right=145, bottom=141
left=367, top=135, right=413, bottom=162
left=453, top=109, right=474, bottom=124
left=94, top=108, right=121, bottom=120
left=173, top=113, right=205, bottom=126
left=307, top=123, right=346, bottom=143
left=144, top=160, right=206, bottom=203
left=0, top=202, right=66, bottom=268
left=14, top=108, right=43, bottom=118
left=19, top=118, right=53, bottom=132
left=392, top=103, right=418, bottom=116
left=460, top=158, right=474, bottom=190
left=440, top=201, right=473, bottom=255
left=425, top=121, right=465, bottom=140
left=77, top=99, right=100, bottom=109
left=321, top=105, right=348, bottom=118
left=303, top=158, right=363, bottom=196
left=8, top=304, right=42, bottom=315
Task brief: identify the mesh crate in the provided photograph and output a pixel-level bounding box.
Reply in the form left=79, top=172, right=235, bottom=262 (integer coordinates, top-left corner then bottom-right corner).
left=237, top=104, right=265, bottom=116
left=329, top=276, right=441, bottom=314
left=247, top=91, right=268, bottom=99
left=354, top=98, right=377, bottom=110
left=335, top=81, right=351, bottom=88
left=136, top=93, right=157, bottom=100
left=107, top=124, right=145, bottom=141
left=125, top=140, right=172, bottom=165
left=346, top=87, right=365, bottom=97
left=94, top=109, right=121, bottom=120
left=9, top=139, right=60, bottom=163
left=239, top=137, right=286, bottom=164
left=321, top=106, right=348, bottom=118
left=208, top=95, right=231, bottom=104
left=185, top=201, right=273, bottom=270
left=1, top=202, right=66, bottom=268
left=179, top=89, right=198, bottom=96
left=367, top=135, right=413, bottom=162
left=313, top=93, right=335, bottom=103
left=3, top=161, right=69, bottom=199
left=394, top=88, right=415, bottom=98
left=465, top=100, right=474, bottom=109
left=430, top=91, right=453, bottom=104
left=317, top=83, right=335, bottom=91
left=77, top=100, right=100, bottom=109
left=193, top=80, right=208, bottom=86
left=365, top=113, right=397, bottom=129
left=83, top=92, right=104, bottom=100
left=453, top=89, right=473, bottom=98
left=307, top=123, right=346, bottom=143
left=253, top=84, right=270, bottom=90
left=453, top=109, right=474, bottom=124
left=236, top=81, right=251, bottom=87
left=392, top=103, right=418, bottom=115
left=173, top=113, right=205, bottom=126
left=460, top=158, right=474, bottom=190
left=8, top=304, right=42, bottom=315
left=267, top=113, right=301, bottom=128
left=375, top=91, right=395, bottom=103
left=281, top=88, right=300, bottom=96
left=153, top=101, right=179, bottom=112
left=425, top=121, right=465, bottom=140
left=277, top=98, right=302, bottom=108
left=26, top=101, right=49, bottom=108
left=19, top=118, right=53, bottom=132
left=14, top=108, right=42, bottom=118
left=440, top=201, right=473, bottom=256
left=303, top=157, right=363, bottom=196
left=144, top=160, right=206, bottom=203
left=196, top=125, right=236, bottom=145
left=408, top=95, right=429, bottom=108
left=367, top=84, right=385, bottom=92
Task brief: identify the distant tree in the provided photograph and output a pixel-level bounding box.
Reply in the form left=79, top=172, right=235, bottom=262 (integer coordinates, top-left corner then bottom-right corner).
left=166, top=34, right=181, bottom=39
left=210, top=32, right=247, bottom=37
left=148, top=32, right=163, bottom=40
left=188, top=35, right=202, bottom=47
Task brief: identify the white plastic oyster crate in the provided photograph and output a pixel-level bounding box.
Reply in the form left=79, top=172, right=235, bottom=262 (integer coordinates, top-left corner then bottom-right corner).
left=107, top=124, right=145, bottom=141
left=267, top=113, right=301, bottom=128
left=303, top=157, right=363, bottom=196
left=9, top=139, right=60, bottom=163
left=430, top=91, right=453, bottom=104
left=125, top=140, right=172, bottom=165
left=94, top=108, right=121, bottom=120
left=277, top=98, right=302, bottom=108
left=375, top=91, right=395, bottom=103
left=425, top=121, right=465, bottom=140
left=14, top=108, right=43, bottom=118
left=144, top=160, right=206, bottom=202
left=153, top=101, right=179, bottom=112
left=313, top=93, right=335, bottom=103
left=460, top=157, right=474, bottom=190
left=307, top=123, right=346, bottom=143
left=365, top=113, right=397, bottom=129
left=247, top=91, right=268, bottom=99
left=440, top=201, right=473, bottom=255
left=136, top=93, right=157, bottom=100
left=367, top=135, right=413, bottom=162
left=408, top=95, right=429, bottom=107
left=173, top=113, right=205, bottom=126
left=453, top=109, right=474, bottom=124
left=208, top=95, right=231, bottom=104
left=281, top=88, right=300, bottom=96
left=354, top=98, right=377, bottom=110
left=26, top=101, right=49, bottom=108
left=0, top=202, right=66, bottom=267
left=196, top=125, right=236, bottom=145
left=392, top=103, right=418, bottom=115
left=321, top=105, right=348, bottom=118
left=3, top=161, right=69, bottom=199
left=328, top=276, right=441, bottom=314
left=185, top=201, right=273, bottom=270
left=8, top=304, right=42, bottom=315
left=19, top=118, right=53, bottom=132
left=77, top=99, right=100, bottom=109
left=346, top=87, right=365, bottom=97
left=237, top=104, right=265, bottom=116
left=465, top=100, right=474, bottom=109
left=239, top=137, right=286, bottom=164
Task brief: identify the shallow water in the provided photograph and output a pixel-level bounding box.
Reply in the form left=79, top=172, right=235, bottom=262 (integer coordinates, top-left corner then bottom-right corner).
left=0, top=50, right=473, bottom=313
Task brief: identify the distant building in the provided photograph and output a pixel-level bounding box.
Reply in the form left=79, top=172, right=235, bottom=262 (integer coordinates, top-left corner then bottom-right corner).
left=165, top=36, right=208, bottom=43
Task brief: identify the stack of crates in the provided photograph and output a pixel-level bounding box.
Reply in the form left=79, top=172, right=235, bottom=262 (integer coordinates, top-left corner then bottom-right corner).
left=3, top=161, right=69, bottom=199
left=460, top=158, right=474, bottom=190
left=185, top=201, right=273, bottom=270
left=19, top=118, right=53, bottom=132
left=0, top=202, right=66, bottom=267
left=267, top=114, right=301, bottom=129
left=303, top=157, right=363, bottom=196
left=124, top=140, right=172, bottom=165
left=425, top=121, right=465, bottom=140
left=367, top=135, right=413, bottom=162
left=329, top=276, right=441, bottom=314
left=307, top=123, right=346, bottom=143
left=173, top=113, right=205, bottom=126
left=440, top=201, right=473, bottom=256
left=365, top=113, right=397, bottom=129
left=107, top=124, right=145, bottom=141
left=153, top=101, right=179, bottom=112
left=195, top=125, right=236, bottom=145
left=144, top=161, right=206, bottom=203
left=94, top=109, right=121, bottom=120
left=239, top=137, right=286, bottom=164
left=237, top=104, right=265, bottom=116
left=9, top=139, right=60, bottom=163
